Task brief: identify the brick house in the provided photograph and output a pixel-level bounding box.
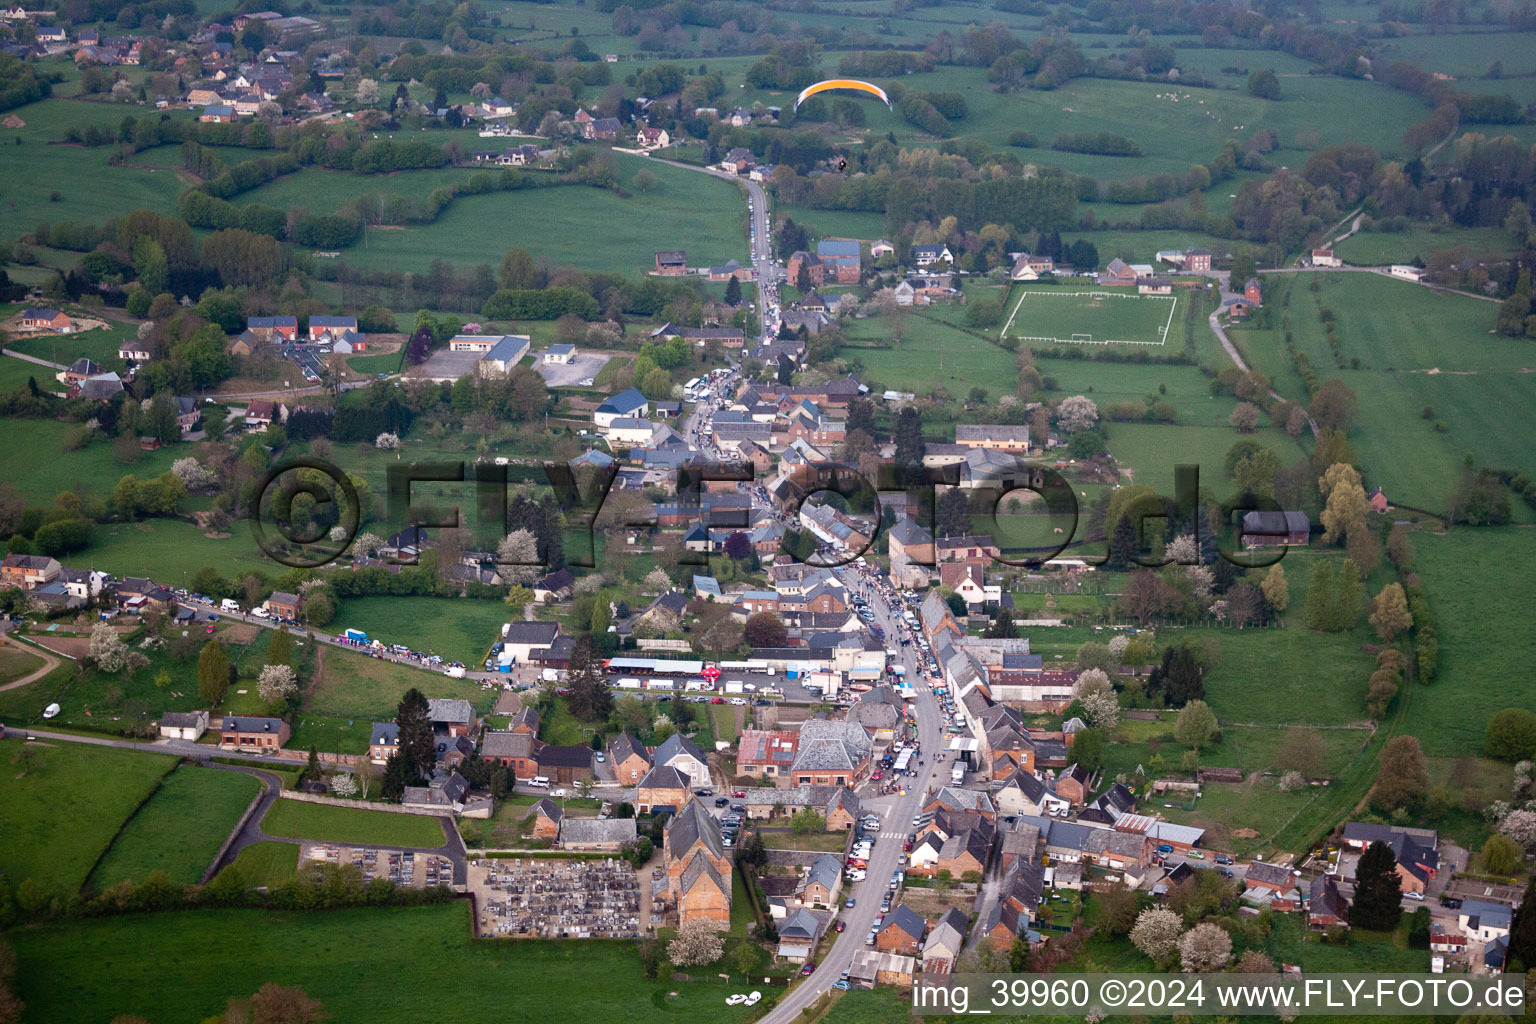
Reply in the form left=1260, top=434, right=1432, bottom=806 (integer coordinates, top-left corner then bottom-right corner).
left=1, top=553, right=61, bottom=589
left=510, top=707, right=540, bottom=736
left=816, top=239, right=862, bottom=284
left=654, top=250, right=687, bottom=275
left=789, top=720, right=872, bottom=788
left=1053, top=764, right=1092, bottom=806
left=824, top=787, right=861, bottom=830
left=220, top=716, right=290, bottom=751
left=1244, top=277, right=1263, bottom=305
left=367, top=722, right=399, bottom=765
left=636, top=764, right=691, bottom=814
left=1241, top=510, right=1310, bottom=548
left=536, top=744, right=594, bottom=784
left=1308, top=875, right=1348, bottom=930
left=800, top=854, right=842, bottom=907
left=608, top=731, right=651, bottom=784
left=887, top=518, right=935, bottom=564
left=245, top=315, right=298, bottom=343
left=266, top=590, right=301, bottom=621
left=786, top=251, right=825, bottom=287
left=1186, top=249, right=1211, bottom=272
left=876, top=904, right=927, bottom=955
left=481, top=730, right=540, bottom=779
left=18, top=307, right=74, bottom=332
left=530, top=798, right=563, bottom=840
left=737, top=728, right=799, bottom=780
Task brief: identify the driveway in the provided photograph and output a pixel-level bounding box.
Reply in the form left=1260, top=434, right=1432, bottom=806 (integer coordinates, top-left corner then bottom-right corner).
left=537, top=352, right=612, bottom=387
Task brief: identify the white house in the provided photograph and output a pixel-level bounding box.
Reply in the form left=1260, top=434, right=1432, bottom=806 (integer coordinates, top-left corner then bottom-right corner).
left=1389, top=264, right=1425, bottom=282
left=652, top=733, right=710, bottom=788
left=1458, top=900, right=1512, bottom=944
left=158, top=711, right=209, bottom=741
left=593, top=387, right=649, bottom=429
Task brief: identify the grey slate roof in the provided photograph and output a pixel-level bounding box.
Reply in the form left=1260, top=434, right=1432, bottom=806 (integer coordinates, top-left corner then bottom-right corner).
left=369, top=722, right=400, bottom=746
left=638, top=764, right=689, bottom=791
left=804, top=853, right=841, bottom=896
left=881, top=903, right=926, bottom=943
left=665, top=797, right=723, bottom=862
left=559, top=817, right=637, bottom=845
left=653, top=732, right=707, bottom=767
left=427, top=698, right=474, bottom=724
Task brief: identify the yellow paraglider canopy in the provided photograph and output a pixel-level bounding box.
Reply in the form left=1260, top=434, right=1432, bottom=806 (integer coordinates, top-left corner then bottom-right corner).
left=793, top=79, right=892, bottom=111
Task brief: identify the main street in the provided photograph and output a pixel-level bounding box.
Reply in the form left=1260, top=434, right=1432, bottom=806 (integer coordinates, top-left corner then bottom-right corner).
left=757, top=563, right=942, bottom=1023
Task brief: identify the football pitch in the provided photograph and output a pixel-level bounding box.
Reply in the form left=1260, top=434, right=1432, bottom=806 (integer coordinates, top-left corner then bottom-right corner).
left=1000, top=287, right=1179, bottom=346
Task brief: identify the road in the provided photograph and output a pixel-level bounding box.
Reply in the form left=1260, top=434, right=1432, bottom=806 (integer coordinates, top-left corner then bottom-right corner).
left=659, top=158, right=778, bottom=342
left=757, top=564, right=941, bottom=1021
left=0, top=347, right=66, bottom=370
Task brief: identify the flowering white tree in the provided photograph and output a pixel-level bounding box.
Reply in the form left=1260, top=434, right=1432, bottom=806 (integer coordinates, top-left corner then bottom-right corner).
left=1073, top=668, right=1112, bottom=700
left=374, top=432, right=400, bottom=450
left=1106, top=634, right=1130, bottom=660
left=90, top=621, right=130, bottom=673
left=329, top=525, right=349, bottom=542
left=643, top=567, right=672, bottom=593
left=1166, top=533, right=1199, bottom=565
left=329, top=773, right=359, bottom=798
left=257, top=664, right=299, bottom=703
left=574, top=572, right=609, bottom=596
left=1185, top=563, right=1215, bottom=600
left=172, top=457, right=215, bottom=490
left=1498, top=808, right=1536, bottom=851
left=1080, top=689, right=1121, bottom=731
left=1179, top=923, right=1232, bottom=973
left=497, top=529, right=541, bottom=585
left=356, top=78, right=380, bottom=106
left=1130, top=907, right=1182, bottom=964
left=1056, top=395, right=1100, bottom=433
left=1278, top=770, right=1305, bottom=792
left=352, top=532, right=385, bottom=557
left=667, top=920, right=724, bottom=966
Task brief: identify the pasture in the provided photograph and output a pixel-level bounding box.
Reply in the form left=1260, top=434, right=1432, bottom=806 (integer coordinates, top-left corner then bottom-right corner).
left=303, top=642, right=490, bottom=721
left=217, top=840, right=299, bottom=888
left=72, top=516, right=273, bottom=579
left=259, top=798, right=449, bottom=848
left=332, top=595, right=509, bottom=664
left=1002, top=286, right=1179, bottom=346
left=1334, top=225, right=1515, bottom=266
left=0, top=417, right=184, bottom=506
left=88, top=764, right=261, bottom=889
left=0, top=737, right=177, bottom=893
left=8, top=905, right=760, bottom=1024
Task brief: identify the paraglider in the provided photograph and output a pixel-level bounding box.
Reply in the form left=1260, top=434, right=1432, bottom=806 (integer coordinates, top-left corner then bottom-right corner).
left=793, top=79, right=892, bottom=111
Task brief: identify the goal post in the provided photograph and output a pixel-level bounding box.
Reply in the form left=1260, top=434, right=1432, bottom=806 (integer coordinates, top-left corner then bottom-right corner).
left=1070, top=333, right=1092, bottom=343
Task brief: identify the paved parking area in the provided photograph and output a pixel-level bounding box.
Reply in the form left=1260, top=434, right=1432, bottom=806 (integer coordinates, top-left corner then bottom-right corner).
left=537, top=352, right=611, bottom=386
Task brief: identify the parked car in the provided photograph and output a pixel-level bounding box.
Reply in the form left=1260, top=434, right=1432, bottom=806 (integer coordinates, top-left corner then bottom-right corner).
left=844, top=897, right=856, bottom=909
left=800, top=962, right=817, bottom=976
left=1215, top=854, right=1233, bottom=865
left=835, top=921, right=846, bottom=933
left=1406, top=891, right=1424, bottom=901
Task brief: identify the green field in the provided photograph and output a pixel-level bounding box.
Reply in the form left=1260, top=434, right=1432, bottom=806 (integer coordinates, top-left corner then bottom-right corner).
left=72, top=516, right=273, bottom=579
left=9, top=904, right=760, bottom=1024
left=332, top=156, right=746, bottom=277
left=0, top=642, right=45, bottom=684
left=1232, top=273, right=1536, bottom=515
left=1334, top=225, right=1516, bottom=266
left=0, top=738, right=177, bottom=893
left=1002, top=286, right=1181, bottom=346
left=260, top=798, right=449, bottom=848
left=0, top=417, right=185, bottom=506
left=334, top=595, right=509, bottom=664
left=1105, top=422, right=1308, bottom=497
left=305, top=642, right=490, bottom=720
left=88, top=764, right=261, bottom=889
left=218, top=840, right=299, bottom=888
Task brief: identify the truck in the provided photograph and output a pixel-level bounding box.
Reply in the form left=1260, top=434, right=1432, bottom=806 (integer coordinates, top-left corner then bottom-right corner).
left=220, top=599, right=242, bottom=614
left=341, top=628, right=368, bottom=643
left=443, top=664, right=466, bottom=678
left=618, top=677, right=643, bottom=689
left=951, top=763, right=966, bottom=785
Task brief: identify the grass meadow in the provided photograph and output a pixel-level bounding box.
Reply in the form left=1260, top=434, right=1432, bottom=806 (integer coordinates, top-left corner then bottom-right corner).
left=87, top=764, right=261, bottom=889
left=0, top=737, right=177, bottom=893
left=218, top=840, right=299, bottom=888
left=9, top=905, right=760, bottom=1024
left=0, top=417, right=185, bottom=506
left=332, top=595, right=510, bottom=664
left=1334, top=225, right=1516, bottom=266
left=259, top=798, right=448, bottom=848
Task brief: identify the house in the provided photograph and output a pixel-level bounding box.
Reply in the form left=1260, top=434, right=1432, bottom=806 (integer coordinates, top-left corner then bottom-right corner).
left=1, top=553, right=60, bottom=590
left=220, top=715, right=290, bottom=751
left=117, top=340, right=151, bottom=362
left=638, top=126, right=670, bottom=150
left=593, top=388, right=649, bottom=429
left=636, top=764, right=692, bottom=814
left=559, top=816, right=637, bottom=851
left=480, top=730, right=539, bottom=779
left=58, top=567, right=107, bottom=601
left=847, top=949, right=915, bottom=989
left=777, top=907, right=822, bottom=962
left=1308, top=875, right=1348, bottom=930
left=786, top=251, right=824, bottom=287
left=533, top=569, right=575, bottom=603
left=72, top=372, right=125, bottom=403
left=1459, top=900, right=1513, bottom=944
left=308, top=315, right=357, bottom=342
left=719, top=147, right=755, bottom=173
left=174, top=397, right=201, bottom=434
left=1241, top=510, right=1310, bottom=548
left=367, top=722, right=400, bottom=765
left=200, top=104, right=236, bottom=122
left=1221, top=296, right=1254, bottom=318
left=877, top=903, right=927, bottom=955
left=531, top=797, right=563, bottom=840
left=537, top=744, right=594, bottom=784
left=652, top=732, right=711, bottom=789
left=706, top=260, right=752, bottom=283
left=737, top=728, right=799, bottom=779
left=246, top=315, right=298, bottom=342
left=800, top=853, right=842, bottom=907
left=244, top=399, right=278, bottom=430
left=501, top=620, right=561, bottom=663
left=543, top=343, right=577, bottom=364
left=816, top=238, right=862, bottom=284
left=61, top=357, right=101, bottom=385
left=887, top=518, right=935, bottom=565
left=911, top=245, right=952, bottom=268
left=511, top=707, right=540, bottom=736
left=939, top=563, right=988, bottom=607
left=1391, top=264, right=1426, bottom=282
left=789, top=719, right=871, bottom=787
left=824, top=786, right=861, bottom=830
left=654, top=250, right=687, bottom=276
left=1099, top=257, right=1137, bottom=286
left=1311, top=248, right=1341, bottom=268
left=1186, top=249, right=1211, bottom=272
left=922, top=907, right=970, bottom=974
left=1368, top=486, right=1389, bottom=513
left=428, top=698, right=478, bottom=738
left=665, top=799, right=733, bottom=926
left=266, top=590, right=301, bottom=621
left=584, top=116, right=621, bottom=140
left=608, top=731, right=651, bottom=783
left=1053, top=764, right=1092, bottom=805
left=1244, top=861, right=1302, bottom=908
left=158, top=710, right=208, bottom=741
left=1138, top=276, right=1174, bottom=295
left=995, top=770, right=1070, bottom=818
left=1244, top=277, right=1263, bottom=305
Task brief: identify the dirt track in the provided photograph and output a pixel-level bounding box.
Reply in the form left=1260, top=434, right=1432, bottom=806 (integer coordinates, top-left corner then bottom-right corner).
left=0, top=636, right=61, bottom=692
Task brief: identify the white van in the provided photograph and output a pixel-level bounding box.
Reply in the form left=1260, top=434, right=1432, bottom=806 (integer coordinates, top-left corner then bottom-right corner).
left=220, top=599, right=241, bottom=613
left=528, top=776, right=551, bottom=789
left=685, top=377, right=700, bottom=390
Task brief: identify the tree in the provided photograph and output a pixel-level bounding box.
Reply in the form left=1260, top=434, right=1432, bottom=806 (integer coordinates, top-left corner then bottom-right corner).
left=1073, top=667, right=1113, bottom=699
left=197, top=638, right=230, bottom=704
left=1075, top=642, right=1117, bottom=674
left=395, top=688, right=434, bottom=785
left=1057, top=395, right=1099, bottom=433
left=667, top=920, right=724, bottom=966
left=1080, top=689, right=1120, bottom=732
left=1174, top=700, right=1217, bottom=749
left=1483, top=833, right=1523, bottom=875
left=89, top=621, right=130, bottom=673
left=566, top=633, right=612, bottom=721
left=893, top=406, right=925, bottom=469
left=1097, top=882, right=1140, bottom=935
left=356, top=78, right=379, bottom=106
left=1282, top=725, right=1325, bottom=779
left=723, top=276, right=742, bottom=306
left=1309, top=379, right=1357, bottom=432
left=1366, top=667, right=1399, bottom=720
left=1352, top=840, right=1404, bottom=931
left=984, top=609, right=1019, bottom=638
left=1261, top=563, right=1289, bottom=612
left=1129, top=907, right=1183, bottom=964
left=1247, top=67, right=1281, bottom=99
left=256, top=664, right=298, bottom=705
left=1510, top=876, right=1536, bottom=970
left=1228, top=402, right=1259, bottom=433
left=1368, top=583, right=1412, bottom=643
left=790, top=807, right=826, bottom=834
left=1499, top=809, right=1536, bottom=853
left=1069, top=727, right=1103, bottom=772
left=1319, top=463, right=1369, bottom=544
left=1179, top=922, right=1232, bottom=972
left=723, top=531, right=752, bottom=561
left=1374, top=735, right=1429, bottom=811
left=301, top=589, right=334, bottom=627
left=266, top=624, right=294, bottom=668
left=743, top=612, right=788, bottom=648
left=1236, top=949, right=1275, bottom=974
left=497, top=528, right=541, bottom=586
left=1485, top=708, right=1536, bottom=762
left=221, top=983, right=329, bottom=1024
